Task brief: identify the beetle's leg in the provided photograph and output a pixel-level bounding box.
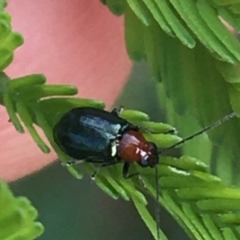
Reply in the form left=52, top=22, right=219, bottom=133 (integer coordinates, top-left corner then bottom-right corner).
left=111, top=106, right=124, bottom=116
left=91, top=161, right=120, bottom=179
left=61, top=159, right=84, bottom=167
left=62, top=156, right=101, bottom=167
left=91, top=166, right=100, bottom=179
left=122, top=163, right=146, bottom=187
left=122, top=162, right=139, bottom=179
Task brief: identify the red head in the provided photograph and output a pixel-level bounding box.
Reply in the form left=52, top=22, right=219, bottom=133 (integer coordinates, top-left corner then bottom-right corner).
left=117, top=130, right=159, bottom=167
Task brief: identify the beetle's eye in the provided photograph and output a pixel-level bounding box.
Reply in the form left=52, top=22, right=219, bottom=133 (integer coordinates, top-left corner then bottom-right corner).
left=147, top=155, right=158, bottom=167
left=149, top=142, right=158, bottom=153
left=148, top=142, right=159, bottom=167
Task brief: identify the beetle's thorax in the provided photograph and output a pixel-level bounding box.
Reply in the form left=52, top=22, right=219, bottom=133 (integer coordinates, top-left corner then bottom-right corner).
left=117, top=130, right=158, bottom=167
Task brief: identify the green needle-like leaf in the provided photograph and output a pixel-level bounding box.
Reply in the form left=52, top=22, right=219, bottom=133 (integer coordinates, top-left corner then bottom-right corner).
left=0, top=181, right=44, bottom=240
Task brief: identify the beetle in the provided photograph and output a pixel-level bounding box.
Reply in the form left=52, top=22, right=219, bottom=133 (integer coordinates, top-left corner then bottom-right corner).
left=53, top=106, right=159, bottom=179
left=53, top=106, right=236, bottom=173
left=53, top=106, right=236, bottom=240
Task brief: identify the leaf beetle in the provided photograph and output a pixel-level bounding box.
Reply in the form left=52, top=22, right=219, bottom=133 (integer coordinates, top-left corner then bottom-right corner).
left=53, top=106, right=236, bottom=240
left=53, top=106, right=160, bottom=178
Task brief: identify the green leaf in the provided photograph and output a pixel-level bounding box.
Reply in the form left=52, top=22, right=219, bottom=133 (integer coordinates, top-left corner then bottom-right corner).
left=142, top=0, right=174, bottom=36
left=0, top=32, right=24, bottom=52
left=0, top=48, right=13, bottom=71
left=169, top=0, right=236, bottom=63
left=201, top=214, right=224, bottom=240
left=230, top=3, right=240, bottom=13
left=126, top=0, right=152, bottom=26
left=105, top=0, right=125, bottom=15
left=0, top=180, right=44, bottom=240
left=153, top=0, right=195, bottom=48
left=10, top=74, right=46, bottom=88
left=213, top=0, right=240, bottom=6
left=124, top=2, right=146, bottom=61
left=181, top=203, right=211, bottom=240
left=197, top=0, right=240, bottom=61
left=132, top=196, right=168, bottom=240
left=218, top=7, right=240, bottom=32
left=120, top=109, right=150, bottom=121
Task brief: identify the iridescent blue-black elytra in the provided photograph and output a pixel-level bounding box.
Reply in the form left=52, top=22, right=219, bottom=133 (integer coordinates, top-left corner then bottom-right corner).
left=53, top=107, right=134, bottom=162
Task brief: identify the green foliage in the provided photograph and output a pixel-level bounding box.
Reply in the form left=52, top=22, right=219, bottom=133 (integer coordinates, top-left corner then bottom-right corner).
left=3, top=74, right=240, bottom=239
left=0, top=4, right=44, bottom=240
left=2, top=75, right=105, bottom=179
left=100, top=0, right=240, bottom=239
left=102, top=0, right=240, bottom=187
left=1, top=1, right=240, bottom=240
left=0, top=13, right=23, bottom=71
left=0, top=180, right=44, bottom=240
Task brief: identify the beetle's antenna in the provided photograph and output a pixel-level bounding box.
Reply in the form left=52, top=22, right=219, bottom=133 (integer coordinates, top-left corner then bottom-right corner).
left=155, top=166, right=160, bottom=240
left=159, top=112, right=237, bottom=154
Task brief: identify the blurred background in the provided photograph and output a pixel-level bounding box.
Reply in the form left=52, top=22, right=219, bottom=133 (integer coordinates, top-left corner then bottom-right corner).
left=10, top=63, right=189, bottom=240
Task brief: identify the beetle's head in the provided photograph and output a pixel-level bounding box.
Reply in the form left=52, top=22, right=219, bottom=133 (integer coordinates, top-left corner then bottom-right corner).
left=138, top=141, right=159, bottom=168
